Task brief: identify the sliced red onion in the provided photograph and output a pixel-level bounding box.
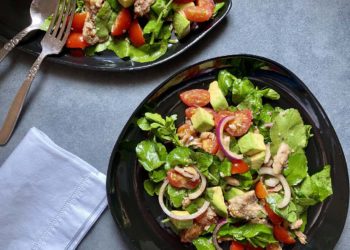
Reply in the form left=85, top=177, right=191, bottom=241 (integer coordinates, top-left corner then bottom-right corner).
left=158, top=180, right=210, bottom=220
left=188, top=168, right=207, bottom=200
left=259, top=167, right=291, bottom=208
left=212, top=219, right=227, bottom=250
left=215, top=116, right=243, bottom=161
left=264, top=177, right=280, bottom=187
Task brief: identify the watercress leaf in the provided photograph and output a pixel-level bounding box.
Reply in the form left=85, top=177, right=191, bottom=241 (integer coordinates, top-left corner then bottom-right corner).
left=149, top=167, right=167, bottom=182
left=262, top=88, right=280, bottom=100
left=167, top=185, right=187, bottom=208
left=185, top=198, right=206, bottom=214
left=231, top=77, right=255, bottom=104
left=137, top=117, right=151, bottom=131
left=237, top=91, right=263, bottom=117
left=152, top=0, right=171, bottom=16
left=165, top=147, right=193, bottom=169
left=95, top=1, right=115, bottom=40
left=193, top=151, right=213, bottom=172
left=143, top=19, right=163, bottom=37
left=144, top=179, right=155, bottom=196
left=218, top=70, right=236, bottom=96
left=235, top=170, right=253, bottom=190
left=136, top=140, right=167, bottom=171
left=283, top=150, right=308, bottom=186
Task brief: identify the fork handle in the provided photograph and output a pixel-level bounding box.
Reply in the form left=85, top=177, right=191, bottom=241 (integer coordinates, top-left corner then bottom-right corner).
left=0, top=25, right=37, bottom=63
left=0, top=53, right=46, bottom=145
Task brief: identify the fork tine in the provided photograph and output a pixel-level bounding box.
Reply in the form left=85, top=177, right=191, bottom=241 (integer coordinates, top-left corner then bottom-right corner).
left=58, top=0, right=76, bottom=41
left=47, top=0, right=63, bottom=34
left=52, top=0, right=68, bottom=38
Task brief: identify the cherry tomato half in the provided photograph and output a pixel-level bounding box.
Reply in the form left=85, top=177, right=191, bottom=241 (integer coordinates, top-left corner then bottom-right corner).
left=129, top=19, right=145, bottom=47
left=111, top=8, right=132, bottom=36
left=273, top=225, right=296, bottom=245
left=231, top=160, right=249, bottom=174
left=264, top=204, right=284, bottom=225
left=230, top=241, right=245, bottom=250
left=66, top=32, right=89, bottom=49
left=180, top=89, right=210, bottom=107
left=72, top=12, right=87, bottom=32
left=255, top=180, right=268, bottom=199
left=214, top=110, right=236, bottom=126
left=185, top=107, right=216, bottom=119
left=183, top=0, right=215, bottom=22
left=225, top=110, right=253, bottom=137
left=167, top=169, right=200, bottom=190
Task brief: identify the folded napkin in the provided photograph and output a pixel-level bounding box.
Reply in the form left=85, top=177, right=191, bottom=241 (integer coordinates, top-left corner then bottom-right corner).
left=0, top=128, right=107, bottom=250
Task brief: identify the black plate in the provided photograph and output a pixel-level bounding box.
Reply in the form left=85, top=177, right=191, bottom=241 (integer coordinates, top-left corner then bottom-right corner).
left=0, top=0, right=231, bottom=71
left=107, top=55, right=349, bottom=250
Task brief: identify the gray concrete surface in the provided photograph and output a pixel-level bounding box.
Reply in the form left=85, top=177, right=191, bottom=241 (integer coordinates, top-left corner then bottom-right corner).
left=0, top=0, right=349, bottom=249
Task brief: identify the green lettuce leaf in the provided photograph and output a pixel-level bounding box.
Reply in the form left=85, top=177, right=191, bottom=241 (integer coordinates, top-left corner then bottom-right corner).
left=193, top=151, right=214, bottom=172
left=270, top=108, right=310, bottom=155
left=218, top=223, right=277, bottom=248
left=232, top=77, right=255, bottom=104
left=218, top=69, right=236, bottom=96
left=193, top=237, right=215, bottom=250
left=283, top=150, right=308, bottom=186
left=213, top=2, right=225, bottom=17
left=108, top=39, right=168, bottom=63
left=135, top=140, right=167, bottom=171
left=95, top=1, right=116, bottom=40
left=295, top=165, right=333, bottom=204
left=149, top=167, right=167, bottom=182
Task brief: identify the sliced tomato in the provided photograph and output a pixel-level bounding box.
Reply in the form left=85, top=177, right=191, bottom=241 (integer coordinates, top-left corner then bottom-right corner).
left=111, top=8, right=132, bottom=36
left=183, top=0, right=214, bottom=22
left=72, top=12, right=87, bottom=32
left=224, top=110, right=253, bottom=137
left=180, top=89, right=210, bottom=107
left=202, top=133, right=219, bottom=154
left=231, top=160, right=249, bottom=174
left=129, top=19, right=145, bottom=47
left=273, top=225, right=296, bottom=244
left=230, top=241, right=245, bottom=250
left=255, top=180, right=268, bottom=199
left=264, top=204, right=284, bottom=225
left=66, top=33, right=89, bottom=49
left=185, top=107, right=216, bottom=118
left=214, top=110, right=236, bottom=126
left=167, top=169, right=200, bottom=190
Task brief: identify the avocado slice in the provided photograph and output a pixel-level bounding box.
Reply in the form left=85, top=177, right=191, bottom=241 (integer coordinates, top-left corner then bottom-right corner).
left=238, top=132, right=266, bottom=156
left=173, top=11, right=191, bottom=39
left=209, top=81, right=229, bottom=111
left=191, top=107, right=214, bottom=132
left=206, top=186, right=228, bottom=218
left=224, top=187, right=245, bottom=201
left=247, top=151, right=266, bottom=170
left=170, top=211, right=193, bottom=230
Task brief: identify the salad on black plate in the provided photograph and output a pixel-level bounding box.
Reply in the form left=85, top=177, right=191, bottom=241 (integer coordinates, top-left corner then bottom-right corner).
left=135, top=70, right=333, bottom=250
left=42, top=0, right=226, bottom=62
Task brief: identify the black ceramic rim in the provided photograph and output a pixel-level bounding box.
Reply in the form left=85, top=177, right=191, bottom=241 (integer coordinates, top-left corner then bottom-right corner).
left=106, top=54, right=349, bottom=250
left=0, top=1, right=231, bottom=72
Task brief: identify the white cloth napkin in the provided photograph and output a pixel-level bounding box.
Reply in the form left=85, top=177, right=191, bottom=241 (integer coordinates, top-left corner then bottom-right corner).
left=0, top=128, right=107, bottom=250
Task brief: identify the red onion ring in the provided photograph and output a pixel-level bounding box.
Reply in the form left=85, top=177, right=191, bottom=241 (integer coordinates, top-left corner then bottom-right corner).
left=215, top=116, right=243, bottom=161
left=259, top=167, right=291, bottom=208
left=158, top=180, right=210, bottom=220
left=188, top=168, right=207, bottom=200
left=212, top=219, right=227, bottom=250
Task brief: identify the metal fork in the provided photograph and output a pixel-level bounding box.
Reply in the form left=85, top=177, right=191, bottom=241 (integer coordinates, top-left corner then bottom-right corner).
left=0, top=0, right=76, bottom=145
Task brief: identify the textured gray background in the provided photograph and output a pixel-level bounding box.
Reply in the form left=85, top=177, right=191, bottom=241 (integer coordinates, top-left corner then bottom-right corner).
left=0, top=0, right=349, bottom=249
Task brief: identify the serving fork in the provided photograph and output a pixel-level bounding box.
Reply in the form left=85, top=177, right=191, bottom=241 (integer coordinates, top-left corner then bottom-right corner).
left=0, top=0, right=76, bottom=145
